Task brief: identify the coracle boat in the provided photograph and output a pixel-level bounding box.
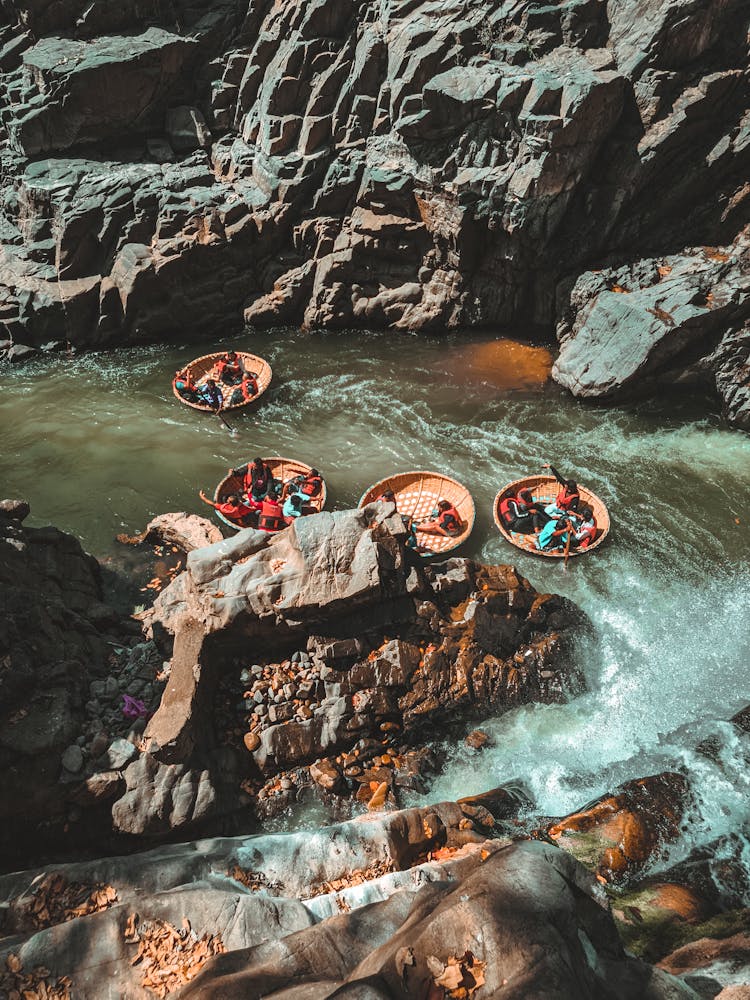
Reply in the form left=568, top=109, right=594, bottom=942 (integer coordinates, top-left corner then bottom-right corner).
left=359, top=470, right=475, bottom=556
left=493, top=475, right=610, bottom=558
left=173, top=351, right=272, bottom=411
left=213, top=457, right=327, bottom=530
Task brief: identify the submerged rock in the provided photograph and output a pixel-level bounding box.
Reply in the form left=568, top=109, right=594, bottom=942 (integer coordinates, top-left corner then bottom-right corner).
left=546, top=771, right=691, bottom=885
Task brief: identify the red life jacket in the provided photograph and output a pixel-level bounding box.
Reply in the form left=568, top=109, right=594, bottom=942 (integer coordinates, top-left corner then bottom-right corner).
left=556, top=487, right=579, bottom=511
left=258, top=499, right=285, bottom=532
left=498, top=497, right=517, bottom=524
left=576, top=522, right=597, bottom=548
left=218, top=500, right=255, bottom=523
left=438, top=505, right=461, bottom=534
left=218, top=355, right=242, bottom=378
left=300, top=476, right=322, bottom=497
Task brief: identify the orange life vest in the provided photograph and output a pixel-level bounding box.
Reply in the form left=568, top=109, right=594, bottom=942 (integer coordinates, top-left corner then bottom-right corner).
left=258, top=499, right=285, bottom=532
left=438, top=505, right=461, bottom=533
left=218, top=500, right=255, bottom=523
left=556, top=487, right=579, bottom=511
left=576, top=521, right=597, bottom=548
left=300, top=476, right=322, bottom=497
left=499, top=496, right=524, bottom=524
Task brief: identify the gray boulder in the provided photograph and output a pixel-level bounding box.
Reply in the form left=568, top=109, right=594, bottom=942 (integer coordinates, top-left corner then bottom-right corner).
left=553, top=231, right=750, bottom=426
left=181, top=841, right=699, bottom=999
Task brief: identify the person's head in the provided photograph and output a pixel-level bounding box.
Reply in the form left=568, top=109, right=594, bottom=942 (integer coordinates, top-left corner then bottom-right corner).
left=581, top=505, right=593, bottom=521
left=438, top=500, right=452, bottom=511
left=227, top=350, right=237, bottom=360
left=309, top=468, right=319, bottom=478
left=290, top=494, right=303, bottom=509
left=226, top=493, right=240, bottom=505
left=206, top=378, right=216, bottom=387
left=566, top=479, right=578, bottom=493
left=381, top=489, right=395, bottom=500
left=519, top=488, right=533, bottom=503
left=253, top=457, right=263, bottom=467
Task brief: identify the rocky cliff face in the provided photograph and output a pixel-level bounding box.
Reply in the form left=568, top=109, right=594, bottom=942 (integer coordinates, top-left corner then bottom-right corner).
left=1, top=0, right=748, bottom=415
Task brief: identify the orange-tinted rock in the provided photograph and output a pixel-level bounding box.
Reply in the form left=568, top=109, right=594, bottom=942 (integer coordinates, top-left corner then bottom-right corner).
left=547, top=772, right=690, bottom=883
left=613, top=882, right=716, bottom=930
left=658, top=930, right=750, bottom=976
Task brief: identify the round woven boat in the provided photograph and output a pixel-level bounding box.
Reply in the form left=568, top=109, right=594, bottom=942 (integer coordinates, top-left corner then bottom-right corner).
left=173, top=351, right=272, bottom=411
left=213, top=457, right=327, bottom=530
left=359, top=470, right=475, bottom=556
left=493, top=475, right=610, bottom=558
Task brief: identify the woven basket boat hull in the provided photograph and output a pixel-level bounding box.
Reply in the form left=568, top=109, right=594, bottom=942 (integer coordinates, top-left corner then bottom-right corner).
left=214, top=457, right=327, bottom=530
left=493, top=475, right=610, bottom=558
left=359, top=470, right=475, bottom=557
left=173, top=351, right=272, bottom=412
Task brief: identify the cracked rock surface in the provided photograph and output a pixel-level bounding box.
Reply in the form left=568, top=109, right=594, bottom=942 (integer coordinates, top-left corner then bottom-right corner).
left=0, top=0, right=748, bottom=418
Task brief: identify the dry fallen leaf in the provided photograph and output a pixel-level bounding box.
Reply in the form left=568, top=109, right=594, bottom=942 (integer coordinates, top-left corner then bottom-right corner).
left=435, top=963, right=464, bottom=991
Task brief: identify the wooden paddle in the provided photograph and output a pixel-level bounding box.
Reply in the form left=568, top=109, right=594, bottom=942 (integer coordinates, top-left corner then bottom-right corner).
left=215, top=409, right=237, bottom=435
left=564, top=529, right=571, bottom=568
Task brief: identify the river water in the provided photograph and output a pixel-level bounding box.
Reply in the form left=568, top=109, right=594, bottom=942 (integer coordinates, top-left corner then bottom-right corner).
left=1, top=328, right=749, bottom=868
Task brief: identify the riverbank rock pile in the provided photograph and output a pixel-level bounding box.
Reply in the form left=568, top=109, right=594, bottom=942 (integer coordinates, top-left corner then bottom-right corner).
left=0, top=798, right=701, bottom=1000
left=0, top=499, right=142, bottom=864
left=0, top=502, right=201, bottom=869
left=123, top=502, right=584, bottom=829
left=1, top=0, right=747, bottom=420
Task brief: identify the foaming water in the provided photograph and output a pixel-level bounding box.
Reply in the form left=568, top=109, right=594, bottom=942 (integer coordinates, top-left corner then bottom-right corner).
left=1, top=328, right=749, bottom=868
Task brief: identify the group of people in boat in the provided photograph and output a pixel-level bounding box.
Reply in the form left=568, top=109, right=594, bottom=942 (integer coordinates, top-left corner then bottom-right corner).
left=375, top=490, right=463, bottom=551
left=173, top=351, right=259, bottom=411
left=498, top=464, right=597, bottom=552
left=199, top=457, right=324, bottom=532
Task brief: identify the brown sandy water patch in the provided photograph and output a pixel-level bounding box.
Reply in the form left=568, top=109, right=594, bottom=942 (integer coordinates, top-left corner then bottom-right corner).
left=435, top=337, right=553, bottom=390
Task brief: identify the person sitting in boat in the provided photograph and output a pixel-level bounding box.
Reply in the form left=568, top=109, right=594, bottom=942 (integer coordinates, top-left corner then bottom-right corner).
left=283, top=492, right=305, bottom=522
left=198, top=489, right=259, bottom=528
left=296, top=468, right=323, bottom=499
left=416, top=499, right=463, bottom=536
left=215, top=350, right=244, bottom=385
left=282, top=469, right=324, bottom=502
left=233, top=457, right=274, bottom=501
left=571, top=505, right=597, bottom=549
left=198, top=378, right=224, bottom=411
left=536, top=514, right=574, bottom=551
left=257, top=492, right=286, bottom=532
left=173, top=368, right=200, bottom=403
left=376, top=489, right=396, bottom=505
left=543, top=463, right=580, bottom=515
left=228, top=371, right=258, bottom=406
left=499, top=488, right=549, bottom=535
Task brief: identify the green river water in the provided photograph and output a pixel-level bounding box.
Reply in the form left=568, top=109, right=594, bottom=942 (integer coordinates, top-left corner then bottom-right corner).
left=1, top=328, right=749, bottom=862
